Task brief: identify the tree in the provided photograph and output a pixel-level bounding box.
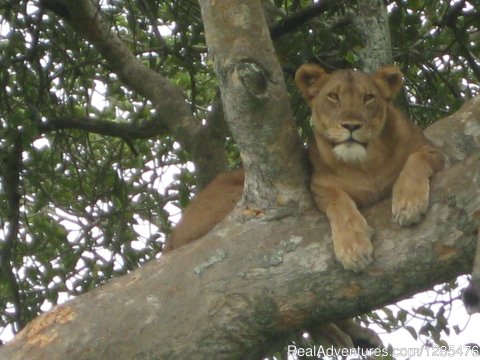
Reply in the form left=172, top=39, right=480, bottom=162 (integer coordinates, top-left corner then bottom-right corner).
left=0, top=0, right=479, bottom=358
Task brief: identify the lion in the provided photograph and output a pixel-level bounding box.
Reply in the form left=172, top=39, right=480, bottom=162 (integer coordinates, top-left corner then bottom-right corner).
left=295, top=64, right=444, bottom=271
left=165, top=64, right=443, bottom=273
left=163, top=65, right=444, bottom=349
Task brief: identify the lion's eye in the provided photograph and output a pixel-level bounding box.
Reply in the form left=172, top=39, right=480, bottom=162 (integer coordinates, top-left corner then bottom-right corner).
left=327, top=92, right=339, bottom=102
left=364, top=94, right=375, bottom=103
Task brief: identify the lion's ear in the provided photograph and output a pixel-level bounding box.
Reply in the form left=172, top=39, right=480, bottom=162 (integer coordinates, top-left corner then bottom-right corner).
left=372, top=66, right=404, bottom=101
left=295, top=64, right=328, bottom=103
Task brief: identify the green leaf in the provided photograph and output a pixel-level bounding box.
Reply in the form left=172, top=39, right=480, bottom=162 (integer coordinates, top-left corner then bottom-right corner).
left=415, top=306, right=434, bottom=318
left=405, top=325, right=418, bottom=340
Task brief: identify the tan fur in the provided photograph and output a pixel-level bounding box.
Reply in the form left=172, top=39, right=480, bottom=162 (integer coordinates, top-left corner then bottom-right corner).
left=163, top=168, right=244, bottom=252
left=295, top=64, right=444, bottom=271
left=165, top=65, right=443, bottom=273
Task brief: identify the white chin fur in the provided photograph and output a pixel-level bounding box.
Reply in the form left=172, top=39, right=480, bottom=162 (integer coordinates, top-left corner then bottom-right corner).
left=333, top=142, right=367, bottom=163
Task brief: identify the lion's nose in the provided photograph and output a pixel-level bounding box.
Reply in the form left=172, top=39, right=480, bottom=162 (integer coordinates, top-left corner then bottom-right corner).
left=341, top=123, right=362, bottom=132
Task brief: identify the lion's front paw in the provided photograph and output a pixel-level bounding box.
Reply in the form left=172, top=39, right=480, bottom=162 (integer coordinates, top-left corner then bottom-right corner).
left=333, top=219, right=373, bottom=272
left=392, top=176, right=430, bottom=226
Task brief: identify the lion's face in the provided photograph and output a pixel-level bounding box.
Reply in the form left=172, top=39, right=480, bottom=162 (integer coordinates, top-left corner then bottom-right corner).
left=295, top=65, right=403, bottom=163
left=310, top=71, right=388, bottom=163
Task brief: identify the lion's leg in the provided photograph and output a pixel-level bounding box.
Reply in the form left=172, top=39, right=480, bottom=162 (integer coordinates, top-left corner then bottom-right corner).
left=392, top=146, right=444, bottom=226
left=314, top=187, right=373, bottom=272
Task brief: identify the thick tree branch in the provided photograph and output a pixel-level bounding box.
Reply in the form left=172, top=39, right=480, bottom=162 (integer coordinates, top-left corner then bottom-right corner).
left=46, top=0, right=228, bottom=187
left=199, top=0, right=311, bottom=211
left=1, top=96, right=479, bottom=360
left=354, top=0, right=393, bottom=72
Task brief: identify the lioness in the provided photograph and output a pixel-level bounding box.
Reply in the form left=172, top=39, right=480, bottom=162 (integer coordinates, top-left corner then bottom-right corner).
left=295, top=64, right=444, bottom=271
left=165, top=64, right=444, bottom=272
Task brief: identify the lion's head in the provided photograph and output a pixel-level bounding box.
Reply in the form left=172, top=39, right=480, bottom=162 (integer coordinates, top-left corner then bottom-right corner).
left=295, top=64, right=404, bottom=163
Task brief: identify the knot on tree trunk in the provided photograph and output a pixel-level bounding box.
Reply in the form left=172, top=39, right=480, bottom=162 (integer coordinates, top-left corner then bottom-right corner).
left=232, top=59, right=272, bottom=99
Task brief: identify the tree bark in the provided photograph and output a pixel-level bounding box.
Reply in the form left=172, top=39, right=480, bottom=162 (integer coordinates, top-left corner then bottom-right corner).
left=199, top=0, right=311, bottom=212
left=1, top=95, right=479, bottom=360
left=355, top=0, right=393, bottom=72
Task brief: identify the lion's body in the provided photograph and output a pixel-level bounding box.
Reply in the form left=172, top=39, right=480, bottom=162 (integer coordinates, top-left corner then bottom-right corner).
left=165, top=64, right=444, bottom=272
left=162, top=168, right=244, bottom=252
left=296, top=64, right=444, bottom=270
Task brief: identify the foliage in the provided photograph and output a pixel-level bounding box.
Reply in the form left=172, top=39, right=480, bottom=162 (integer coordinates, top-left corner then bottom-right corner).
left=0, top=0, right=478, bottom=352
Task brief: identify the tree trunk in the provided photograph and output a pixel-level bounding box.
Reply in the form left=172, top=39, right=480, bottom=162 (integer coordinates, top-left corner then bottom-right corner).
left=1, top=95, right=479, bottom=360
left=355, top=0, right=393, bottom=72
left=199, top=0, right=311, bottom=211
